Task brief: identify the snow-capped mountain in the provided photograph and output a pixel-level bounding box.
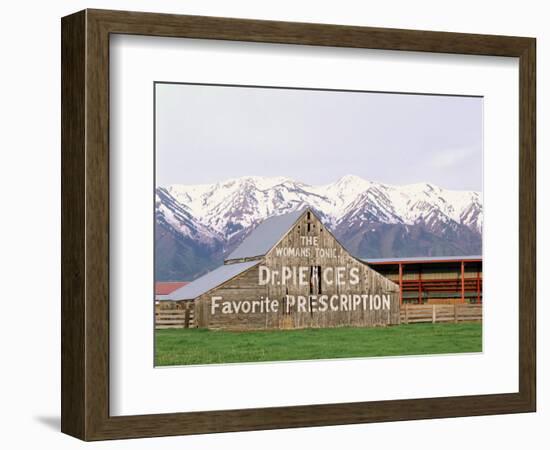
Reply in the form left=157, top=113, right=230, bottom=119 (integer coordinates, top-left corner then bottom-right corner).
left=155, top=175, right=482, bottom=281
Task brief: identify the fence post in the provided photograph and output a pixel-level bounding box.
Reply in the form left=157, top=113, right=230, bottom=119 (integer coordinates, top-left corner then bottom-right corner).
left=184, top=303, right=190, bottom=329
left=454, top=304, right=458, bottom=323
left=432, top=305, right=436, bottom=323
left=405, top=303, right=409, bottom=324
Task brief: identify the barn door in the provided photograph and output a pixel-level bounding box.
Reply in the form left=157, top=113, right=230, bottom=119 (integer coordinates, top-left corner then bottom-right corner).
left=279, top=287, right=294, bottom=329
left=278, top=266, right=322, bottom=329
left=309, top=266, right=322, bottom=325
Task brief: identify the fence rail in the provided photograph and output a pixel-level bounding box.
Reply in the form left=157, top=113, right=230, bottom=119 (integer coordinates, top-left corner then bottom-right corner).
left=400, top=304, right=482, bottom=324
left=155, top=303, right=195, bottom=329
left=155, top=303, right=480, bottom=329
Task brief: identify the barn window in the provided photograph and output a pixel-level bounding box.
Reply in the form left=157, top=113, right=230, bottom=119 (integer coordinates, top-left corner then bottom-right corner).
left=309, top=266, right=322, bottom=295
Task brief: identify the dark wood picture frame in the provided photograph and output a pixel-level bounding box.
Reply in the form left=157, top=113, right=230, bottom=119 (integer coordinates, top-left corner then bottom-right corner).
left=61, top=9, right=536, bottom=441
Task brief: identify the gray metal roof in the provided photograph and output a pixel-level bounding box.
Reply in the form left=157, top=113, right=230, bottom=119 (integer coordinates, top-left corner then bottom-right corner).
left=365, top=255, right=482, bottom=264
left=158, top=260, right=261, bottom=301
left=226, top=209, right=305, bottom=261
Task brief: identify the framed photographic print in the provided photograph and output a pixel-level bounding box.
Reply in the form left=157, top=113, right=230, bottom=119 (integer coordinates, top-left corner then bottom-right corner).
left=61, top=9, right=536, bottom=441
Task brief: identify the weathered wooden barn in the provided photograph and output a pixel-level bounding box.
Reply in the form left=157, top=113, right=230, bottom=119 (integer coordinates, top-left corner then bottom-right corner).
left=159, top=209, right=400, bottom=330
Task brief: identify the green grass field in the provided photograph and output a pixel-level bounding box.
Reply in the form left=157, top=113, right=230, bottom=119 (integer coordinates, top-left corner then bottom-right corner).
left=155, top=323, right=482, bottom=366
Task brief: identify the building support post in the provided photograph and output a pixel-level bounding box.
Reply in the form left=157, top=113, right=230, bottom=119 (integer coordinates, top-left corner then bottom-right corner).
left=476, top=269, right=481, bottom=305
left=399, top=263, right=403, bottom=305
left=418, top=266, right=422, bottom=304
left=461, top=260, right=465, bottom=303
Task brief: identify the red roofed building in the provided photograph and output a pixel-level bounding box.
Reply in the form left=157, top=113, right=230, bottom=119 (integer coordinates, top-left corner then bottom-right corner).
left=366, top=256, right=482, bottom=305
left=155, top=282, right=189, bottom=299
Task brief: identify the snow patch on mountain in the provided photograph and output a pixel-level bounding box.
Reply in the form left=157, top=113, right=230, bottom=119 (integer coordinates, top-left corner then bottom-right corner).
left=162, top=175, right=482, bottom=238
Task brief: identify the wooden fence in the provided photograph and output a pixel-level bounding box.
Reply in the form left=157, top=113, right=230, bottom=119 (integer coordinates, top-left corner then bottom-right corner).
left=400, top=304, right=482, bottom=324
left=155, top=302, right=195, bottom=329
left=155, top=302, right=480, bottom=329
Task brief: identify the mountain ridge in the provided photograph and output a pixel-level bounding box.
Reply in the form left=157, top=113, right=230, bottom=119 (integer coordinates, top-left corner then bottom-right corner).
left=155, top=175, right=482, bottom=281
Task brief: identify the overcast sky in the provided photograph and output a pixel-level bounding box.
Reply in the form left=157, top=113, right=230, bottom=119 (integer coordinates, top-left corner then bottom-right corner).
left=155, top=83, right=482, bottom=191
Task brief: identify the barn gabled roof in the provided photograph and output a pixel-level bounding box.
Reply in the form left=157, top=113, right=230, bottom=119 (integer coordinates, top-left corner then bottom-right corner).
left=158, top=208, right=404, bottom=302
left=158, top=260, right=261, bottom=301
left=225, top=209, right=305, bottom=261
